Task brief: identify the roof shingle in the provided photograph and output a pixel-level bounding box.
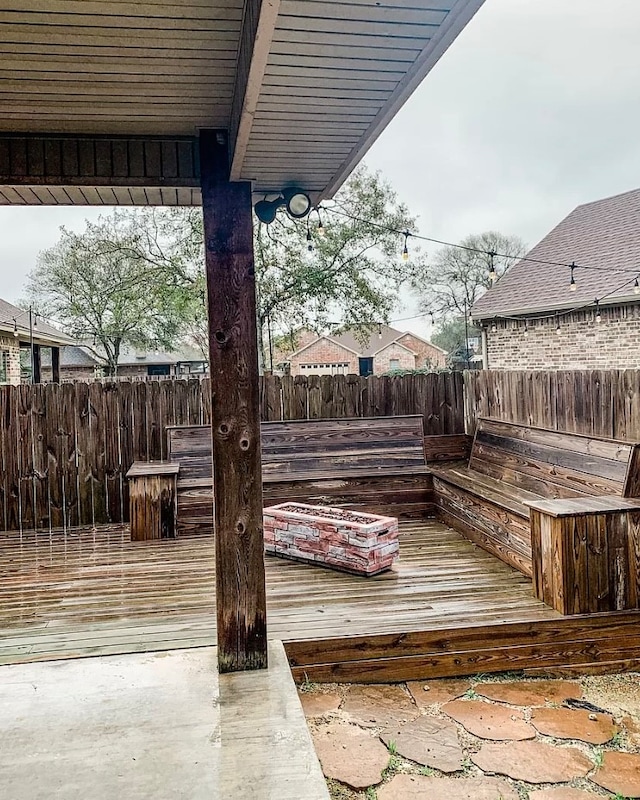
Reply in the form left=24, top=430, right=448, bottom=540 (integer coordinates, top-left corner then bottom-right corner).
left=471, top=187, right=640, bottom=319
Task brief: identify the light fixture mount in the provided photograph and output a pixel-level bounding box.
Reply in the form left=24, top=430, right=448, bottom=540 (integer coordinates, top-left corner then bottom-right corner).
left=254, top=187, right=311, bottom=224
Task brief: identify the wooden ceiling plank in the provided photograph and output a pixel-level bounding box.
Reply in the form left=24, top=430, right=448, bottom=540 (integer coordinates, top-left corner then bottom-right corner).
left=276, top=16, right=441, bottom=38
left=272, top=29, right=431, bottom=50
left=278, top=1, right=448, bottom=25
left=229, top=0, right=282, bottom=180
left=267, top=53, right=412, bottom=72
left=3, top=4, right=245, bottom=23
left=262, top=73, right=399, bottom=91
left=268, top=41, right=421, bottom=62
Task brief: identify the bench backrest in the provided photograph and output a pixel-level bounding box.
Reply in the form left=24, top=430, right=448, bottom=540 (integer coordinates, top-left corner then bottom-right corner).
left=470, top=418, right=640, bottom=498
left=167, top=415, right=426, bottom=484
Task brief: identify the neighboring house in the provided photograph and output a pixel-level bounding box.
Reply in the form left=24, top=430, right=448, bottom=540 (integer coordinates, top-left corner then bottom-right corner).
left=471, top=187, right=640, bottom=370
left=0, top=298, right=73, bottom=385
left=286, top=325, right=447, bottom=376
left=41, top=344, right=208, bottom=381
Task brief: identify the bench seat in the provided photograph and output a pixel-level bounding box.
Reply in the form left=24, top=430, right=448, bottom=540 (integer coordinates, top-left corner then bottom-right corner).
left=167, top=416, right=444, bottom=534
left=433, top=418, right=640, bottom=578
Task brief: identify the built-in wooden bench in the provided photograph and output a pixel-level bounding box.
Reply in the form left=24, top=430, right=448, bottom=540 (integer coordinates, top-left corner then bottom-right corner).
left=432, top=417, right=640, bottom=578
left=168, top=415, right=438, bottom=533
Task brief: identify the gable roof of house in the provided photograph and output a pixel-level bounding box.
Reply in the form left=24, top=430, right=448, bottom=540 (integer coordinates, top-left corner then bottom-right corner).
left=471, top=187, right=640, bottom=320
left=0, top=298, right=74, bottom=347
left=289, top=324, right=445, bottom=360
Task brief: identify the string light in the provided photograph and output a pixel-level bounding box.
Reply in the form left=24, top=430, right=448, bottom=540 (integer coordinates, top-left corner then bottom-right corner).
left=378, top=324, right=383, bottom=340
left=491, top=318, right=498, bottom=333
left=523, top=320, right=529, bottom=337
left=401, top=231, right=410, bottom=262
left=306, top=219, right=313, bottom=252
left=595, top=298, right=602, bottom=324
left=635, top=277, right=640, bottom=295
left=12, top=319, right=18, bottom=338
left=488, top=251, right=497, bottom=283
left=429, top=312, right=435, bottom=325
left=316, top=208, right=325, bottom=237
left=555, top=316, right=561, bottom=334
left=569, top=262, right=576, bottom=292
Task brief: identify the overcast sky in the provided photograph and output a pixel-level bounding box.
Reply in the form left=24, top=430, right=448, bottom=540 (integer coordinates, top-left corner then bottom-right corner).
left=1, top=0, right=639, bottom=340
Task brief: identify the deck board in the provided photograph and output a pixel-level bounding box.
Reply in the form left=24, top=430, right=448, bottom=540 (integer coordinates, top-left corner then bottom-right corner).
left=3, top=519, right=640, bottom=680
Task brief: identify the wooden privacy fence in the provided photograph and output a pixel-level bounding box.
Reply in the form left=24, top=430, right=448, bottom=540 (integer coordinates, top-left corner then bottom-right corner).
left=0, top=372, right=464, bottom=532
left=465, top=370, right=640, bottom=440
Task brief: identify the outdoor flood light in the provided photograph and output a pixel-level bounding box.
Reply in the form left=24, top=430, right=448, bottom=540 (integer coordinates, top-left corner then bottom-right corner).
left=254, top=188, right=311, bottom=224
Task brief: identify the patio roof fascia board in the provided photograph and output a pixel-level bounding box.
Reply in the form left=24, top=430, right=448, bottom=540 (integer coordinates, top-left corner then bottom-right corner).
left=316, top=0, right=487, bottom=202
left=229, top=0, right=281, bottom=180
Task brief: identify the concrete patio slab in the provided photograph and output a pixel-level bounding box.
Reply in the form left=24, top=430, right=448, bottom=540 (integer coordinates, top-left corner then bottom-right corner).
left=0, top=640, right=328, bottom=800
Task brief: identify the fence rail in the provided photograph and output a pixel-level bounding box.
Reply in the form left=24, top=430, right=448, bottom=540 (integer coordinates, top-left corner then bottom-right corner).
left=0, top=372, right=464, bottom=532
left=465, top=370, right=640, bottom=441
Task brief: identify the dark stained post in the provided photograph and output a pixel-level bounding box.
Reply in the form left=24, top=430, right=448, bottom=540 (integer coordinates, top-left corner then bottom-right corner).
left=199, top=129, right=267, bottom=672
left=51, top=347, right=61, bottom=384
left=32, top=344, right=41, bottom=384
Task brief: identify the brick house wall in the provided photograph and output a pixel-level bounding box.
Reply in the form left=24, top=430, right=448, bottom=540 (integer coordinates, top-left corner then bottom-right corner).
left=0, top=335, right=21, bottom=385
left=289, top=337, right=358, bottom=376
left=486, top=305, right=640, bottom=370
left=373, top=342, right=416, bottom=374
left=396, top=333, right=447, bottom=368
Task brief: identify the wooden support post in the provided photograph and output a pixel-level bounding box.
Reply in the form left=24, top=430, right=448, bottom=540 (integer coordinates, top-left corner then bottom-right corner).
left=51, top=347, right=61, bottom=384
left=199, top=129, right=268, bottom=673
left=32, top=344, right=41, bottom=384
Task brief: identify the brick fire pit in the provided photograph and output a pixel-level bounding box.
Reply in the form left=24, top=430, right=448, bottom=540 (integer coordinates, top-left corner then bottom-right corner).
left=263, top=502, right=399, bottom=576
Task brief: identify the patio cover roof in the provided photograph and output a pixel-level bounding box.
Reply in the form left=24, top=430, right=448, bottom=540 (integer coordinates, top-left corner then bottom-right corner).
left=0, top=0, right=484, bottom=205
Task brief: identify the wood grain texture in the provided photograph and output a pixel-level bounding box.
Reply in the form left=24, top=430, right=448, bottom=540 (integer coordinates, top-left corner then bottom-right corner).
left=200, top=129, right=267, bottom=672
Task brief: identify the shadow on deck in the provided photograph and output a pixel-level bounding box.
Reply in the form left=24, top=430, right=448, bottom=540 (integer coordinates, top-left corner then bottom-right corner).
left=2, top=520, right=640, bottom=681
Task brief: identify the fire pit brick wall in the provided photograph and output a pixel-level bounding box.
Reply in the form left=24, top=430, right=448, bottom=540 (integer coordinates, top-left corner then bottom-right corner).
left=263, top=502, right=399, bottom=576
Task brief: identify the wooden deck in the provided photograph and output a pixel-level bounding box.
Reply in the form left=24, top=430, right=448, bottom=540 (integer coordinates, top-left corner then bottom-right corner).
left=2, top=519, right=640, bottom=681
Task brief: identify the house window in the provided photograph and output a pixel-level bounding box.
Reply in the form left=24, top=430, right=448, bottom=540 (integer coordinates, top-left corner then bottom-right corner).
left=389, top=358, right=401, bottom=371
left=299, top=362, right=348, bottom=375
left=0, top=350, right=7, bottom=383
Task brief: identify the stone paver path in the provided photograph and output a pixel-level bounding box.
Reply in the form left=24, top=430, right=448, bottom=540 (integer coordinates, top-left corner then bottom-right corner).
left=380, top=717, right=464, bottom=772
left=406, top=678, right=471, bottom=707
left=528, top=789, right=601, bottom=800
left=377, top=774, right=519, bottom=800
left=471, top=740, right=593, bottom=783
left=300, top=673, right=640, bottom=799
left=530, top=706, right=617, bottom=744
left=342, top=684, right=418, bottom=728
left=475, top=680, right=583, bottom=707
left=592, top=749, right=640, bottom=796
left=443, top=698, right=536, bottom=740
left=311, top=721, right=389, bottom=790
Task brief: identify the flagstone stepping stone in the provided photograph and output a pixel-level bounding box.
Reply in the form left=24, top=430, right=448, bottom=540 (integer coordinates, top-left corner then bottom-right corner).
left=475, top=680, right=583, bottom=707
left=591, top=750, right=640, bottom=797
left=529, top=789, right=599, bottom=800
left=299, top=690, right=341, bottom=718
left=442, top=699, right=536, bottom=740
left=406, top=678, right=471, bottom=707
left=623, top=714, right=640, bottom=748
left=377, top=774, right=518, bottom=800
left=342, top=684, right=418, bottom=728
left=531, top=707, right=617, bottom=744
left=471, top=740, right=593, bottom=783
left=380, top=717, right=464, bottom=772
left=311, top=721, right=389, bottom=790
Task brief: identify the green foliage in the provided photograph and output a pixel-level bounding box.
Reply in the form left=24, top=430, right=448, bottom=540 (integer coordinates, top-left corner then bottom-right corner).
left=26, top=208, right=200, bottom=374
left=365, top=787, right=378, bottom=800
left=412, top=231, right=526, bottom=323
left=381, top=754, right=403, bottom=779
left=387, top=740, right=397, bottom=755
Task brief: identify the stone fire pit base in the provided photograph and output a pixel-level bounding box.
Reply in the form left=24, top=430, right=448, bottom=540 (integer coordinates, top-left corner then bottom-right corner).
left=263, top=502, right=399, bottom=576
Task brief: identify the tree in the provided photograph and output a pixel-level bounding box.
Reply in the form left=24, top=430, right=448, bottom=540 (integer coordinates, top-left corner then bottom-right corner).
left=431, top=317, right=482, bottom=368
left=253, top=166, right=424, bottom=367
left=28, top=166, right=424, bottom=372
left=413, top=231, right=527, bottom=321
left=26, top=212, right=194, bottom=375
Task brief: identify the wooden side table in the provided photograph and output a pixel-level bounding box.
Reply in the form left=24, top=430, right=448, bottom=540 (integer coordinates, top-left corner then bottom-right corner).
left=126, top=462, right=180, bottom=542
left=526, top=496, right=640, bottom=615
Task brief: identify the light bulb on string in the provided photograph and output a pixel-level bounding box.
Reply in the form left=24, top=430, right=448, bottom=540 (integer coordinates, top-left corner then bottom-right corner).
left=555, top=316, right=561, bottom=334
left=523, top=320, right=529, bottom=338
left=429, top=312, right=435, bottom=325
left=306, top=219, right=313, bottom=252
left=13, top=319, right=18, bottom=338
left=488, top=251, right=497, bottom=283
left=569, top=263, right=576, bottom=292
left=401, top=231, right=410, bottom=262
left=316, top=209, right=325, bottom=238
left=634, top=277, right=640, bottom=296
left=378, top=324, right=383, bottom=340
left=595, top=299, right=602, bottom=324
left=491, top=318, right=498, bottom=334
